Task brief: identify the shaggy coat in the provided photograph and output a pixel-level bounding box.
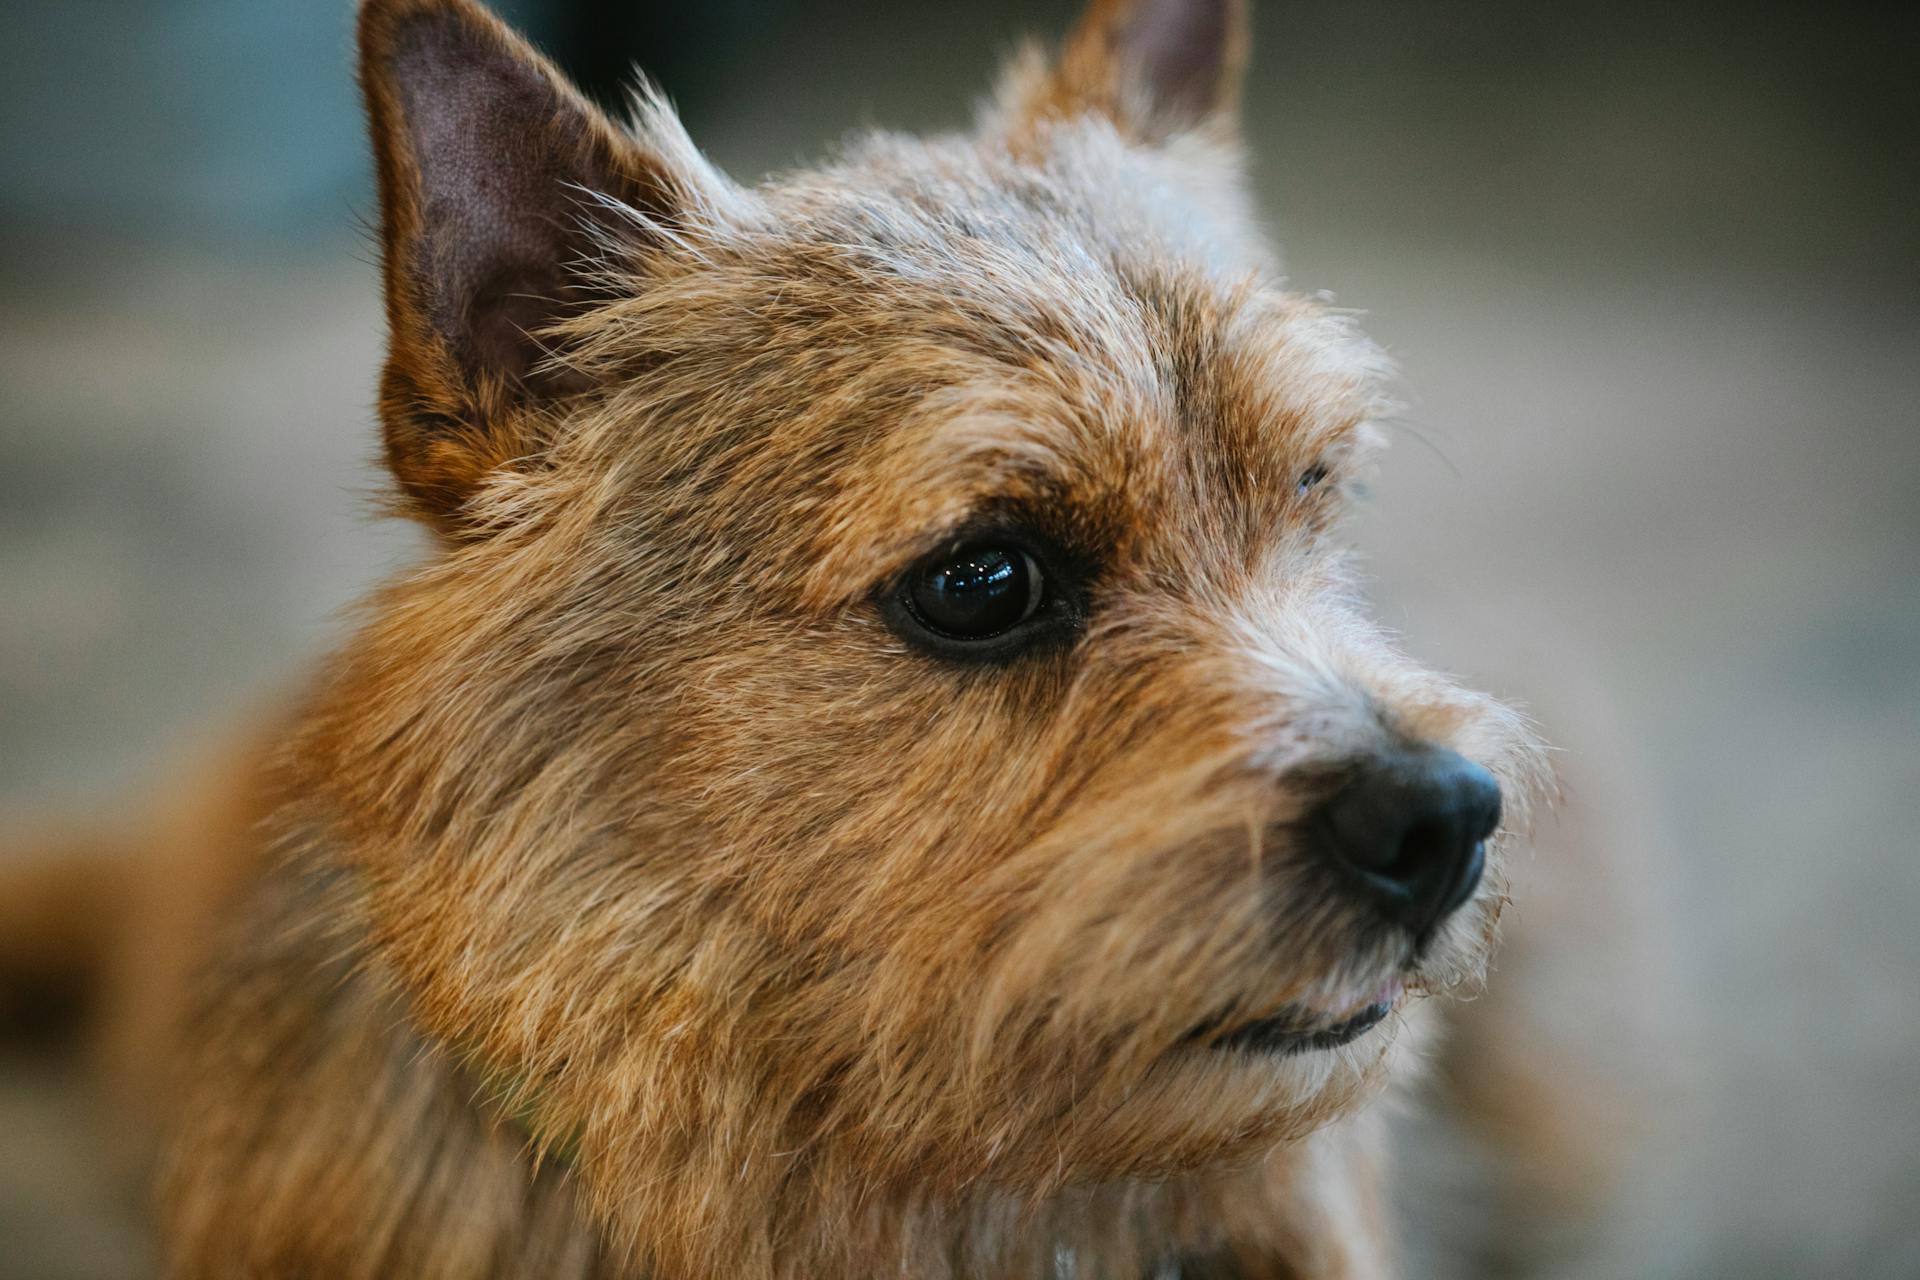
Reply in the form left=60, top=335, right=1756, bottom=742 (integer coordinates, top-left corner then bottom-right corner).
left=135, top=1, right=1551, bottom=1276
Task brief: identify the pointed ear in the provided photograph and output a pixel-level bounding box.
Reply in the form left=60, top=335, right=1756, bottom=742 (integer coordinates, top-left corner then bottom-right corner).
left=993, top=0, right=1248, bottom=146
left=358, top=0, right=726, bottom=527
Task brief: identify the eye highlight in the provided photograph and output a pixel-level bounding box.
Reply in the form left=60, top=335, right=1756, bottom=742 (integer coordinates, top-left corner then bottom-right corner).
left=881, top=534, right=1078, bottom=663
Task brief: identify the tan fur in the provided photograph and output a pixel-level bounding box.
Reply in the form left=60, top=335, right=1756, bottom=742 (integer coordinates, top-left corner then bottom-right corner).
left=14, top=2, right=1557, bottom=1276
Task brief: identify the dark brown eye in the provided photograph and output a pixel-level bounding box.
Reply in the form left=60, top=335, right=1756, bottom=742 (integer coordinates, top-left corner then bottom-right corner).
left=1296, top=462, right=1331, bottom=497
left=905, top=544, right=1043, bottom=640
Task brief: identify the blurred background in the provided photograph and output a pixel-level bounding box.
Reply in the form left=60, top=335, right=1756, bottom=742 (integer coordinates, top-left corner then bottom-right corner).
left=1, top=1, right=1915, bottom=1276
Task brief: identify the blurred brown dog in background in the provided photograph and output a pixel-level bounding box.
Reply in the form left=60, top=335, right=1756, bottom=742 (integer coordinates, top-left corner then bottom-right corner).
left=0, top=0, right=1564, bottom=1275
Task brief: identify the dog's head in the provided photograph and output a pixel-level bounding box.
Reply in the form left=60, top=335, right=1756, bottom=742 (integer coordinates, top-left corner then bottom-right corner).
left=330, top=0, right=1548, bottom=1263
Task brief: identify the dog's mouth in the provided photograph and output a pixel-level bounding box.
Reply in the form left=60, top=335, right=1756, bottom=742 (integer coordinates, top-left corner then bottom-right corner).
left=1185, top=978, right=1404, bottom=1057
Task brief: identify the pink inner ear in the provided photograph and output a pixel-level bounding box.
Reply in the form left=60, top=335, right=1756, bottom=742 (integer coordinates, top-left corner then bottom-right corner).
left=1120, top=0, right=1236, bottom=117
left=386, top=10, right=609, bottom=391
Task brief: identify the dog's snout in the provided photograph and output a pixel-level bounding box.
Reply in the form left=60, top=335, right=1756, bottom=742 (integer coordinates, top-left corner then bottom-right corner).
left=1309, top=746, right=1502, bottom=937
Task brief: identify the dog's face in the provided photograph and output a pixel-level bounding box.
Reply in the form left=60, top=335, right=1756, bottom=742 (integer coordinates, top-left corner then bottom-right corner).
left=332, top=0, right=1546, bottom=1258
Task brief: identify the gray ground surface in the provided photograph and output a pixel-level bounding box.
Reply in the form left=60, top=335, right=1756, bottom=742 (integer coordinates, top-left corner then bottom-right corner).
left=3, top=3, right=1916, bottom=1275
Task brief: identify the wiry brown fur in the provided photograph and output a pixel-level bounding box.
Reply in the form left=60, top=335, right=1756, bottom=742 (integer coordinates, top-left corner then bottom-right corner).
left=139, top=1, right=1553, bottom=1276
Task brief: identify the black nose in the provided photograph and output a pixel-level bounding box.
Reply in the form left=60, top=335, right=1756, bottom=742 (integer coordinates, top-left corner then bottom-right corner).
left=1311, top=746, right=1503, bottom=937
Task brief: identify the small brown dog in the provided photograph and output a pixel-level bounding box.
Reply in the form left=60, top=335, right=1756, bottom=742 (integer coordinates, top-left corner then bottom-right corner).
left=7, top=0, right=1554, bottom=1275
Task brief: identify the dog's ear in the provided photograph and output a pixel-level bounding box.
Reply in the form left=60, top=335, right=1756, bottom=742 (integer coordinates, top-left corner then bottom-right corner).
left=993, top=0, right=1249, bottom=146
left=358, top=0, right=729, bottom=528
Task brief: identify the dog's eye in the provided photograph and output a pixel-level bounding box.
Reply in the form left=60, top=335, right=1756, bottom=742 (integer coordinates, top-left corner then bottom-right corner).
left=904, top=545, right=1044, bottom=640
left=880, top=533, right=1082, bottom=663
left=1296, top=463, right=1331, bottom=497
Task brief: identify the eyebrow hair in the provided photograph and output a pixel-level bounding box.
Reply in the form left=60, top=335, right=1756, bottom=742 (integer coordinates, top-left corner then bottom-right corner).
left=789, top=376, right=1161, bottom=613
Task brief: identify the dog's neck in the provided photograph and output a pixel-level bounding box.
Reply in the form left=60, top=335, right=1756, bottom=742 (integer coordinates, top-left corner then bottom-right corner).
left=160, top=829, right=1389, bottom=1280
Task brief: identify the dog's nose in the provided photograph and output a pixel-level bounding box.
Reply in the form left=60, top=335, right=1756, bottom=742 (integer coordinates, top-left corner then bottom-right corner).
left=1311, top=746, right=1502, bottom=937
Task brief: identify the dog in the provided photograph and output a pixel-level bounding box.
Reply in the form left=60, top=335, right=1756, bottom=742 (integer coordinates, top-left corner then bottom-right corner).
left=2, top=0, right=1553, bottom=1275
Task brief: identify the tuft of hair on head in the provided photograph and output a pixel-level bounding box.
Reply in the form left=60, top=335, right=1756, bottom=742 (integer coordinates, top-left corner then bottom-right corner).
left=355, top=0, right=745, bottom=531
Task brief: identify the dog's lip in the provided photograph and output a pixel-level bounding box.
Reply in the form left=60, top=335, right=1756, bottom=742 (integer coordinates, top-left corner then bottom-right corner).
left=1187, top=979, right=1403, bottom=1057
left=1206, top=1000, right=1393, bottom=1056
